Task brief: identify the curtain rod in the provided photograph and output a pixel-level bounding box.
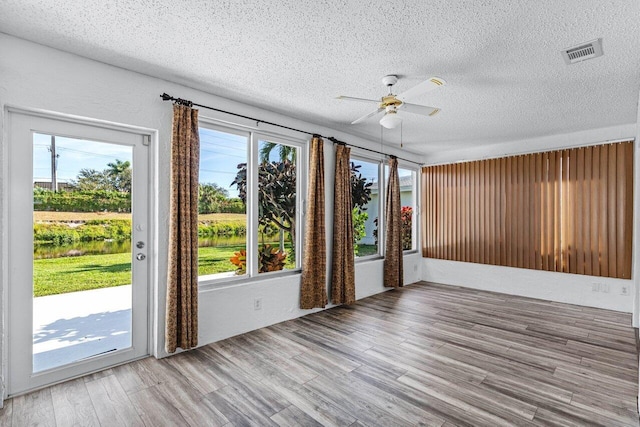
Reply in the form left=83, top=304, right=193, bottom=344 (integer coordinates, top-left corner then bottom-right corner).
left=160, top=93, right=422, bottom=166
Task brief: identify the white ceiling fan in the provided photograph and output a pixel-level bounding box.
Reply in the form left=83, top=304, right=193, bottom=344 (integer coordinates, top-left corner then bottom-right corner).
left=337, top=75, right=446, bottom=129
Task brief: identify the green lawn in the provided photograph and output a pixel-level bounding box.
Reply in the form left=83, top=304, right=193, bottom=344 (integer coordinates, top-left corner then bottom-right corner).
left=199, top=244, right=295, bottom=275
left=33, top=244, right=295, bottom=297
left=356, top=244, right=378, bottom=257
left=198, top=244, right=244, bottom=276
left=34, top=252, right=132, bottom=297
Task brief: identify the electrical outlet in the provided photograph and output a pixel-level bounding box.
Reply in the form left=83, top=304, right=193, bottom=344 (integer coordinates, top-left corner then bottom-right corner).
left=254, top=298, right=262, bottom=311
left=621, top=285, right=629, bottom=296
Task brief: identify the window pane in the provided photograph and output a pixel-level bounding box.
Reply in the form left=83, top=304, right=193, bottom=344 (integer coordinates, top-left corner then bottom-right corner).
left=384, top=166, right=416, bottom=251
left=33, top=133, right=133, bottom=372
left=398, top=168, right=416, bottom=251
left=198, top=128, right=248, bottom=279
left=351, top=158, right=378, bottom=257
left=257, top=140, right=298, bottom=273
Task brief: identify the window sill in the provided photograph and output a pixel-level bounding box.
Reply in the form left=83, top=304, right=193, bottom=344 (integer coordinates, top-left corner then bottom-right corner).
left=355, top=255, right=384, bottom=263
left=198, top=268, right=302, bottom=292
left=354, top=251, right=418, bottom=264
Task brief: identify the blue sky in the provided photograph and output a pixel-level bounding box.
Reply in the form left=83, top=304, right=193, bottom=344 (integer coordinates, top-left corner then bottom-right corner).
left=199, top=128, right=247, bottom=198
left=35, top=128, right=263, bottom=199
left=352, top=158, right=379, bottom=182
left=35, top=129, right=411, bottom=198
left=33, top=133, right=132, bottom=183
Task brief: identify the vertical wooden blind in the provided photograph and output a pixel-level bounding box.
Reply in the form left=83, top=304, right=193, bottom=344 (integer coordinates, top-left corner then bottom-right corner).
left=421, top=141, right=633, bottom=279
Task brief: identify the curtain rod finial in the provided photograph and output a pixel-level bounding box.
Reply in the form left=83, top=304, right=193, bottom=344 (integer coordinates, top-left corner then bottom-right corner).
left=162, top=92, right=193, bottom=107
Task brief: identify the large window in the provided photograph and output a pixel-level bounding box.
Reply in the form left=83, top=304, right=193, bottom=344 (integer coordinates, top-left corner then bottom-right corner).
left=391, top=166, right=417, bottom=252
left=351, top=157, right=418, bottom=258
left=351, top=157, right=380, bottom=257
left=198, top=127, right=249, bottom=280
left=257, top=138, right=300, bottom=273
left=198, top=125, right=303, bottom=283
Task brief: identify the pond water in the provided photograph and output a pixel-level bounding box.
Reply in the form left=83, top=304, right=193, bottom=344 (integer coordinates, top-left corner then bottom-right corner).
left=198, top=235, right=246, bottom=248
left=34, top=240, right=132, bottom=259
left=34, top=235, right=248, bottom=259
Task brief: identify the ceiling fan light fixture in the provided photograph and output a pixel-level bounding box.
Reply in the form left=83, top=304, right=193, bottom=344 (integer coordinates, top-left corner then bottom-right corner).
left=379, top=111, right=402, bottom=129
left=340, top=74, right=445, bottom=127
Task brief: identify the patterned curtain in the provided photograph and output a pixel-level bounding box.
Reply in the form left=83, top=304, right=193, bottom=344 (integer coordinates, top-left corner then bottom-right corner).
left=166, top=104, right=200, bottom=353
left=300, top=136, right=328, bottom=309
left=384, top=157, right=403, bottom=288
left=331, top=144, right=355, bottom=304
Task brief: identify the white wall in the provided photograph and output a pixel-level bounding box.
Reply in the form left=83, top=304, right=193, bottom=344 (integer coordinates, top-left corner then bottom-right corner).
left=423, top=259, right=632, bottom=311
left=200, top=253, right=422, bottom=344
left=421, top=125, right=638, bottom=313
left=0, top=33, right=421, bottom=396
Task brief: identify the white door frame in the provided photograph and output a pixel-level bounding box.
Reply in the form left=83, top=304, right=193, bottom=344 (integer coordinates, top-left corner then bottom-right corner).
left=3, top=107, right=156, bottom=397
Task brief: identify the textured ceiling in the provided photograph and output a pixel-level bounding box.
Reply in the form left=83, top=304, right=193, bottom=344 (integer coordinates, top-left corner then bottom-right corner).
left=1, top=1, right=639, bottom=156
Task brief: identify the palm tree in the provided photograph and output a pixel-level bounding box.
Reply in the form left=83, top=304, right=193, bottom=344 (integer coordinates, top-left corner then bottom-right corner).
left=259, top=142, right=296, bottom=163
left=106, top=159, right=132, bottom=192
left=106, top=159, right=130, bottom=175
left=258, top=142, right=297, bottom=252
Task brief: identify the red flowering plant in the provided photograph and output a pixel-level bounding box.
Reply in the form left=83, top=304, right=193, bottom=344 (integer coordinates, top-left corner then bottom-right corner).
left=373, top=206, right=413, bottom=250
left=400, top=206, right=413, bottom=250
left=229, top=245, right=287, bottom=275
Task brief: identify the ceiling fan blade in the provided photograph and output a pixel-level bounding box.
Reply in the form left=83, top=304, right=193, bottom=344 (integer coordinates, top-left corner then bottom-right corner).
left=336, top=95, right=380, bottom=104
left=351, top=108, right=384, bottom=124
left=399, top=103, right=441, bottom=117
left=396, top=77, right=446, bottom=102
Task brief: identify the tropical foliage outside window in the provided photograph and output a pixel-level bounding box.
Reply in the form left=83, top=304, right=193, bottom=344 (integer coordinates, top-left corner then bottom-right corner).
left=198, top=128, right=248, bottom=279
left=232, top=139, right=299, bottom=274
left=198, top=127, right=302, bottom=281
left=350, top=158, right=377, bottom=256
left=397, top=167, right=416, bottom=251
left=371, top=165, right=417, bottom=253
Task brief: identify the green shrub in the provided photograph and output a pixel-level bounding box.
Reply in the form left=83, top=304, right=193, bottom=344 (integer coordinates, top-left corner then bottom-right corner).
left=34, top=223, right=80, bottom=245
left=34, top=220, right=132, bottom=244
left=373, top=206, right=413, bottom=250
left=35, top=217, right=252, bottom=247
left=352, top=207, right=368, bottom=255
left=198, top=220, right=246, bottom=237
left=34, top=188, right=131, bottom=212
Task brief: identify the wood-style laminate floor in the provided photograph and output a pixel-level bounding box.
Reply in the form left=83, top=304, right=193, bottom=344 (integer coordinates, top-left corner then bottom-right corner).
left=1, top=281, right=639, bottom=426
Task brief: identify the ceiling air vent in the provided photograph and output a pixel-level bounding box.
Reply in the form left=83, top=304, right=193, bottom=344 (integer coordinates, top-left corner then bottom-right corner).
left=561, top=38, right=603, bottom=65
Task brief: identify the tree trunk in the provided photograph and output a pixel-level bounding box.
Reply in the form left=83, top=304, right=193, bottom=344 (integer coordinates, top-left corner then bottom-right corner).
left=279, top=229, right=285, bottom=251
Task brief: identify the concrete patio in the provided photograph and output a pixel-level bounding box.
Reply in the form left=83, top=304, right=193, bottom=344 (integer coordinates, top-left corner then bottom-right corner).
left=33, top=285, right=132, bottom=372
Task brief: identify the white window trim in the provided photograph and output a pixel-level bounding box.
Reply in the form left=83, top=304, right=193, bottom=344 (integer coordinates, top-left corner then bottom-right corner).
left=197, top=120, right=307, bottom=290
left=350, top=152, right=385, bottom=262
left=396, top=162, right=420, bottom=254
